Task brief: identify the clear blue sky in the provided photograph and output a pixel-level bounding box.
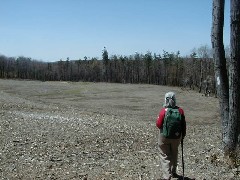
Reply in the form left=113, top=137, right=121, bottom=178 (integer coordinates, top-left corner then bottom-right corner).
left=0, top=0, right=230, bottom=62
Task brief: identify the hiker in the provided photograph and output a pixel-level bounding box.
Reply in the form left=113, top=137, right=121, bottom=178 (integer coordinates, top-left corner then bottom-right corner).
left=156, top=92, right=186, bottom=180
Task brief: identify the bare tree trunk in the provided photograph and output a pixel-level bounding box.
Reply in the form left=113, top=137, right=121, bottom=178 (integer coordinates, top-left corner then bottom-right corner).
left=211, top=0, right=230, bottom=150
left=212, top=0, right=240, bottom=163
left=227, top=0, right=240, bottom=152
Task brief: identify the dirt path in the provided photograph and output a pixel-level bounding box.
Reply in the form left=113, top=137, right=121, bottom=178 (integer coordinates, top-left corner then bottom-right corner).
left=0, top=80, right=237, bottom=179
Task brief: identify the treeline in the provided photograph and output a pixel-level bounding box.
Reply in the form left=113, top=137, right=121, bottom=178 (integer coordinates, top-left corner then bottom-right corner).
left=0, top=46, right=216, bottom=95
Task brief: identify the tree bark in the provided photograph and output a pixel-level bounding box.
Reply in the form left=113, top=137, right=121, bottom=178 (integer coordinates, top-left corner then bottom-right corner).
left=227, top=0, right=240, bottom=152
left=211, top=0, right=229, bottom=149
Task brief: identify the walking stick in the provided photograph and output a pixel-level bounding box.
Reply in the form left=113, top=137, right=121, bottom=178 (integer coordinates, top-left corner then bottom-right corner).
left=181, top=138, right=184, bottom=180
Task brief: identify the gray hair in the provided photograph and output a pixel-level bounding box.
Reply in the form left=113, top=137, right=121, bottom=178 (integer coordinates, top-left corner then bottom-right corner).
left=164, top=92, right=176, bottom=108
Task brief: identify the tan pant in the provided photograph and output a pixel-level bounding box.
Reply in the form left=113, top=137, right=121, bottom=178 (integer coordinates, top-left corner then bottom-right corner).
left=158, top=131, right=181, bottom=179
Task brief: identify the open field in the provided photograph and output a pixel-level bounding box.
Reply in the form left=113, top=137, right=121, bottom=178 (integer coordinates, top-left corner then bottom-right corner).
left=0, top=79, right=238, bottom=179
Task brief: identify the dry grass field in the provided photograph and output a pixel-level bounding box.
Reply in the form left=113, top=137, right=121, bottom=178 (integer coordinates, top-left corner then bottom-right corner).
left=0, top=79, right=238, bottom=179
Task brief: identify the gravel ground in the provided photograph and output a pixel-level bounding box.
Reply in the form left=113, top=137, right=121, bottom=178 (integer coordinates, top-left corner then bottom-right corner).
left=0, top=79, right=239, bottom=180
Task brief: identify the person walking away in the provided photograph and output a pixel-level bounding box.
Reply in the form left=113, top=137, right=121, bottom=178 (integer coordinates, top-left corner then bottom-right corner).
left=156, top=92, right=186, bottom=180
